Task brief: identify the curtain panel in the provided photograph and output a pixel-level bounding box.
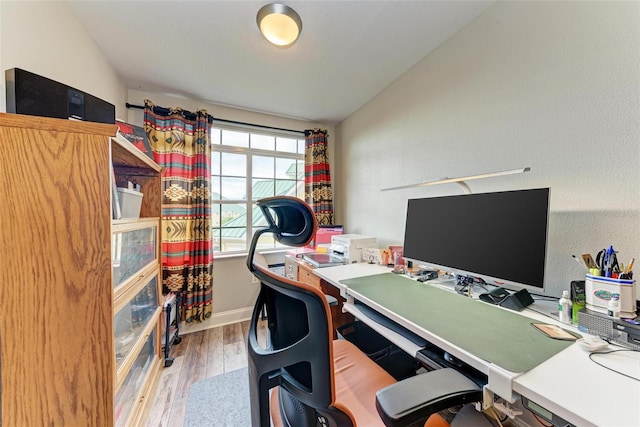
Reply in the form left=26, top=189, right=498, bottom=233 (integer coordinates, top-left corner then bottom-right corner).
left=143, top=100, right=213, bottom=323
left=304, top=129, right=334, bottom=225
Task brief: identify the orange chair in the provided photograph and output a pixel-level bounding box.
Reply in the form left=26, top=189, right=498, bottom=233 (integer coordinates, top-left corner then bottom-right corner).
left=246, top=196, right=483, bottom=427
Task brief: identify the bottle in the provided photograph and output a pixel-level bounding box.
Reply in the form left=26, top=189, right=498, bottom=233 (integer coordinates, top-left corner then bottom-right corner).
left=607, top=294, right=621, bottom=319
left=558, top=290, right=573, bottom=324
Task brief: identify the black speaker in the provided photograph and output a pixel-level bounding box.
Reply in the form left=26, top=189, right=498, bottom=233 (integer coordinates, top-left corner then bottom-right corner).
left=5, top=68, right=115, bottom=124
left=499, top=288, right=534, bottom=311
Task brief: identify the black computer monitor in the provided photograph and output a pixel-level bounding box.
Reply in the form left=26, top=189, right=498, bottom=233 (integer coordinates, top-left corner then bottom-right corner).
left=402, top=188, right=550, bottom=293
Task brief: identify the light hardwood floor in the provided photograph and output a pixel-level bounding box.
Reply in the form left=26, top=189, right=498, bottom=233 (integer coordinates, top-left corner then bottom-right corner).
left=144, top=320, right=264, bottom=427
left=142, top=320, right=520, bottom=427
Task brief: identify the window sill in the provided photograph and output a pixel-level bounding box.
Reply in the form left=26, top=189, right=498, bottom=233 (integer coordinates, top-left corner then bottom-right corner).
left=214, top=248, right=291, bottom=260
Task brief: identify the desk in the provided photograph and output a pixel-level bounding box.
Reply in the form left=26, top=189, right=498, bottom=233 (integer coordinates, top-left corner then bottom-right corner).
left=284, top=255, right=356, bottom=338
left=314, top=263, right=640, bottom=427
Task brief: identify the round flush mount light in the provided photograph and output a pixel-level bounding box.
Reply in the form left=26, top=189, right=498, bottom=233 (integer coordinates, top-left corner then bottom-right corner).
left=257, top=3, right=302, bottom=47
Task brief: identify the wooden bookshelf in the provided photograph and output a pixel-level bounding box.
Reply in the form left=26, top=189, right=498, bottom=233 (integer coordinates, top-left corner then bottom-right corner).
left=0, top=113, right=163, bottom=426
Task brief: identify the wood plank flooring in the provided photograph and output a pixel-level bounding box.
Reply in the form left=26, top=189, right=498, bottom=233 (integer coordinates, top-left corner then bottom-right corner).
left=142, top=320, right=524, bottom=427
left=144, top=320, right=265, bottom=427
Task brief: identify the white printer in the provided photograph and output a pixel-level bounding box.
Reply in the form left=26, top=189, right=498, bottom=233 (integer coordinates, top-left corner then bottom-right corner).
left=330, top=234, right=377, bottom=264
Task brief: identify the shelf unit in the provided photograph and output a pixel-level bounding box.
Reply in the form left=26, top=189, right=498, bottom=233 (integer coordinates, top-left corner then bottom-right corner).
left=0, top=113, right=163, bottom=426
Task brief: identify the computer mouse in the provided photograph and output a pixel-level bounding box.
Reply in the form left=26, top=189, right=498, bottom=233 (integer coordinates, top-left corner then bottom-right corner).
left=576, top=336, right=608, bottom=352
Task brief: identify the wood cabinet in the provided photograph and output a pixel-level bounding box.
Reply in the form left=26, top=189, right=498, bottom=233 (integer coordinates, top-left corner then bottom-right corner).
left=285, top=256, right=354, bottom=338
left=297, top=261, right=322, bottom=290
left=0, top=113, right=163, bottom=426
left=320, top=280, right=355, bottom=339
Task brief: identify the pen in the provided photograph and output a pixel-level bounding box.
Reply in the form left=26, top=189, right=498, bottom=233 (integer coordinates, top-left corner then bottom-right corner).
left=605, top=246, right=614, bottom=277
left=625, top=258, right=635, bottom=274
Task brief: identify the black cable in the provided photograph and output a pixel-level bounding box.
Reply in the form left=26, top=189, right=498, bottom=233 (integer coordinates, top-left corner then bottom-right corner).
left=455, top=275, right=490, bottom=295
left=531, top=295, right=558, bottom=302
left=588, top=348, right=640, bottom=381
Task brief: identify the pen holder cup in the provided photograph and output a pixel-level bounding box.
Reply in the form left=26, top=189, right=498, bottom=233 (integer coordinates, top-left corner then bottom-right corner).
left=585, top=274, right=636, bottom=318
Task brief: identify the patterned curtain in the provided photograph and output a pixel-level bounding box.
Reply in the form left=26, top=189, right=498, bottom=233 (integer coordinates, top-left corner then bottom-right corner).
left=144, top=100, right=213, bottom=323
left=304, top=129, right=334, bottom=225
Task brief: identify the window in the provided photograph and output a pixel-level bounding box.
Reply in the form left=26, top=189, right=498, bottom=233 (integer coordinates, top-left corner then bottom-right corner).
left=211, top=126, right=305, bottom=254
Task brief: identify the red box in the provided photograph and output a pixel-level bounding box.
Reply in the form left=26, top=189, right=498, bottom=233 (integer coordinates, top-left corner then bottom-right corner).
left=306, top=227, right=343, bottom=249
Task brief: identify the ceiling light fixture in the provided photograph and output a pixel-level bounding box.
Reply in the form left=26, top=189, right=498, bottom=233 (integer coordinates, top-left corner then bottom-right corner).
left=257, top=3, right=302, bottom=47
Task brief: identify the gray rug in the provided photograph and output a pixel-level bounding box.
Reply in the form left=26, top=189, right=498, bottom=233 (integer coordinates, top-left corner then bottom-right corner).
left=184, top=367, right=251, bottom=426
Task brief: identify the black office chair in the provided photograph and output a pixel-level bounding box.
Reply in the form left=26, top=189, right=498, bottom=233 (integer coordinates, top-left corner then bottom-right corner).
left=246, top=196, right=483, bottom=427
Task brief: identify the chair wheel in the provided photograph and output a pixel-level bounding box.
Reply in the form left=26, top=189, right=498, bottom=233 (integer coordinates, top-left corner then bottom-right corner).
left=164, top=357, right=174, bottom=367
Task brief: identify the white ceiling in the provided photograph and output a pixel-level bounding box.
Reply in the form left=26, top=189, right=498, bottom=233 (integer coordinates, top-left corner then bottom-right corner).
left=67, top=0, right=492, bottom=124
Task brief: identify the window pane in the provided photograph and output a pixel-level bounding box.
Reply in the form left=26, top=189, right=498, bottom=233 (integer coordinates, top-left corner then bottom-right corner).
left=212, top=228, right=221, bottom=252
left=211, top=128, right=221, bottom=145
left=221, top=204, right=246, bottom=227
left=211, top=176, right=221, bottom=200
left=296, top=180, right=304, bottom=198
left=211, top=151, right=220, bottom=175
left=297, top=139, right=305, bottom=154
left=275, top=158, right=299, bottom=179
left=211, top=203, right=221, bottom=227
left=252, top=179, right=274, bottom=200
left=251, top=134, right=275, bottom=151
left=275, top=180, right=297, bottom=196
left=221, top=177, right=246, bottom=199
left=221, top=129, right=249, bottom=147
left=297, top=161, right=305, bottom=180
left=221, top=228, right=247, bottom=252
left=277, top=137, right=297, bottom=153
left=255, top=228, right=276, bottom=250
left=253, top=156, right=275, bottom=178
left=253, top=205, right=268, bottom=227
left=221, top=152, right=246, bottom=177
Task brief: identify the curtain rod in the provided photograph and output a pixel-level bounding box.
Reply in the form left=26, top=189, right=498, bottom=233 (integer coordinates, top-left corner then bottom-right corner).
left=125, top=102, right=305, bottom=135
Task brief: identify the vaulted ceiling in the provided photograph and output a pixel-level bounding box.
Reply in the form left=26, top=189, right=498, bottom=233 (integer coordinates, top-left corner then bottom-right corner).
left=68, top=1, right=492, bottom=124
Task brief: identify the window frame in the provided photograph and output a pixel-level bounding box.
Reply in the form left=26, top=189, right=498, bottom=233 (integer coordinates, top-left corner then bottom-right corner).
left=211, top=124, right=305, bottom=255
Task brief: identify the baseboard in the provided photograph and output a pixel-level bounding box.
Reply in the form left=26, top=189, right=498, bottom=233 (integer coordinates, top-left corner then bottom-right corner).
left=179, top=306, right=254, bottom=334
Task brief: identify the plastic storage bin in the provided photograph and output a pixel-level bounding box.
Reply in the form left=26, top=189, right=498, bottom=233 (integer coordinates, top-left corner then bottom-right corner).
left=337, top=321, right=416, bottom=380
left=117, top=187, right=143, bottom=218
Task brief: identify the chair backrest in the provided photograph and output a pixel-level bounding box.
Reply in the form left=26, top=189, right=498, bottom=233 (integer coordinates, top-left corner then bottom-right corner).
left=246, top=197, right=354, bottom=426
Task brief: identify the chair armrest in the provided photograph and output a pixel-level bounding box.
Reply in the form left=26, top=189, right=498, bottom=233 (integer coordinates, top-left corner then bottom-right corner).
left=375, top=368, right=482, bottom=427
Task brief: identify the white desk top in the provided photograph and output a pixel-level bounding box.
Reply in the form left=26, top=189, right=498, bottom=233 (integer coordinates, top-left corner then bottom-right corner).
left=314, top=263, right=640, bottom=427
left=515, top=342, right=640, bottom=427
left=314, top=262, right=391, bottom=295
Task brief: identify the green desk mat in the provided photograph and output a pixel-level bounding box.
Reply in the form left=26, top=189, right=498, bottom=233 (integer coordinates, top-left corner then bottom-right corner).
left=341, top=273, right=575, bottom=373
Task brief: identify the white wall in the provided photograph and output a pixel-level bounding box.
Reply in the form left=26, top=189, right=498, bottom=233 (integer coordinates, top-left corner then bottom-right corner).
left=335, top=1, right=640, bottom=297
left=0, top=1, right=126, bottom=117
